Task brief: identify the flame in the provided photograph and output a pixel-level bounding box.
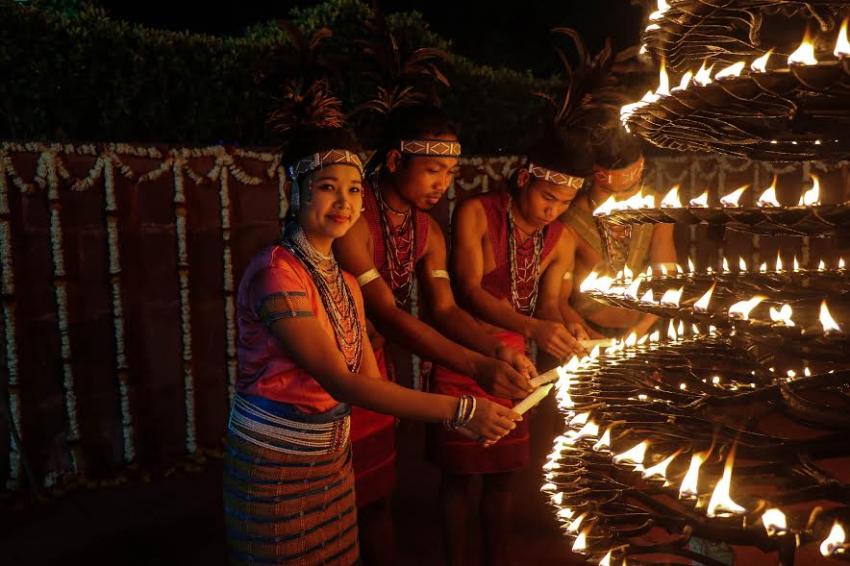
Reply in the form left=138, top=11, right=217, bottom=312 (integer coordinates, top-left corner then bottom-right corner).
left=570, top=412, right=589, bottom=426
left=841, top=257, right=847, bottom=269
left=557, top=507, right=575, bottom=520
left=649, top=330, right=661, bottom=342
left=739, top=257, right=748, bottom=272
left=788, top=29, right=818, bottom=65
left=625, top=277, right=643, bottom=300
left=638, top=333, right=649, bottom=345
left=660, top=287, right=684, bottom=306
left=595, top=276, right=614, bottom=293
left=640, top=289, right=656, bottom=304
left=689, top=190, right=709, bottom=208
left=599, top=550, right=612, bottom=566
left=751, top=49, right=773, bottom=72
left=723, top=257, right=731, bottom=273
left=757, top=176, right=781, bottom=207
left=819, top=259, right=827, bottom=271
left=661, top=185, right=682, bottom=208
left=776, top=253, right=784, bottom=272
left=694, top=60, right=715, bottom=86
left=837, top=18, right=850, bottom=58
left=728, top=295, right=767, bottom=320
left=648, top=0, right=670, bottom=20
left=678, top=320, right=685, bottom=336
left=541, top=482, right=557, bottom=492
left=679, top=452, right=707, bottom=498
left=762, top=508, right=787, bottom=536
left=688, top=258, right=696, bottom=273
left=820, top=300, right=842, bottom=333
left=551, top=492, right=565, bottom=506
left=625, top=332, right=638, bottom=347
left=657, top=60, right=670, bottom=97
left=799, top=175, right=821, bottom=206
left=820, top=521, right=846, bottom=556
left=593, top=195, right=619, bottom=216
left=593, top=428, right=612, bottom=452
left=694, top=283, right=716, bottom=311
left=624, top=265, right=634, bottom=281
left=760, top=262, right=768, bottom=273
left=580, top=272, right=599, bottom=293
left=572, top=420, right=600, bottom=441
left=720, top=185, right=749, bottom=207
left=677, top=70, right=694, bottom=91
left=614, top=440, right=649, bottom=470
left=707, top=445, right=746, bottom=517
left=715, top=60, right=746, bottom=79
left=567, top=512, right=587, bottom=533
left=692, top=323, right=700, bottom=335
left=642, top=450, right=682, bottom=481
left=668, top=320, right=678, bottom=341
left=804, top=367, right=812, bottom=377
left=573, top=526, right=591, bottom=553
left=769, top=304, right=795, bottom=327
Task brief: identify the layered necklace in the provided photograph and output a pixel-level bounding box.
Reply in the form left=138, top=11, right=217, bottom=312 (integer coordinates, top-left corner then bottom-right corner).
left=374, top=177, right=417, bottom=308
left=283, top=226, right=363, bottom=373
left=590, top=193, right=633, bottom=274
left=506, top=198, right=544, bottom=315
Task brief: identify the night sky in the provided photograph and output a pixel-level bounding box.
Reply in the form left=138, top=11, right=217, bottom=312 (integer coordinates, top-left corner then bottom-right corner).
left=93, top=0, right=645, bottom=76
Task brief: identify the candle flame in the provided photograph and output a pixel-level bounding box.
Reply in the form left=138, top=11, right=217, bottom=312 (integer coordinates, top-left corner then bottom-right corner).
left=557, top=507, right=575, bottom=519
left=593, top=428, right=612, bottom=452
left=728, top=295, right=767, bottom=320
left=667, top=320, right=678, bottom=341
left=762, top=508, right=787, bottom=536
left=757, top=176, right=781, bottom=207
left=739, top=257, right=748, bottom=272
left=677, top=70, right=694, bottom=91
left=722, top=257, right=731, bottom=273
left=819, top=259, right=827, bottom=271
left=688, top=257, right=696, bottom=273
left=593, top=195, right=619, bottom=216
left=613, top=440, right=649, bottom=470
left=820, top=300, right=842, bottom=333
left=715, top=60, right=746, bottom=79
left=572, top=526, right=591, bottom=553
left=573, top=420, right=600, bottom=441
left=679, top=451, right=706, bottom=498
left=820, top=521, right=846, bottom=556
left=580, top=271, right=599, bottom=293
left=841, top=257, right=846, bottom=269
left=788, top=30, right=818, bottom=65
left=835, top=18, right=850, bottom=58
left=707, top=445, right=745, bottom=517
left=776, top=253, right=784, bottom=272
left=694, top=283, right=716, bottom=311
left=799, top=174, right=821, bottom=206
left=624, top=265, right=634, bottom=281
left=677, top=320, right=685, bottom=336
left=599, top=550, right=613, bottom=566
left=570, top=412, right=589, bottom=426
left=649, top=330, right=660, bottom=342
left=760, top=262, right=768, bottom=273
left=648, top=0, right=670, bottom=20
left=661, top=185, right=682, bottom=208
left=642, top=449, right=682, bottom=481
left=567, top=512, right=587, bottom=533
left=594, top=276, right=614, bottom=293
left=694, top=60, right=715, bottom=86
left=660, top=286, right=684, bottom=306
left=551, top=492, right=564, bottom=505
left=751, top=49, right=773, bottom=72
left=720, top=185, right=749, bottom=207
left=625, top=332, right=638, bottom=347
left=769, top=303, right=795, bottom=327
left=690, top=190, right=710, bottom=208
left=624, top=277, right=643, bottom=300
left=640, top=289, right=656, bottom=304
left=657, top=60, right=670, bottom=97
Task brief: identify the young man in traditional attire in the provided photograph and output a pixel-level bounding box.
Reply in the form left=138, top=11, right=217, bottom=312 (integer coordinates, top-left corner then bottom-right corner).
left=224, top=94, right=520, bottom=566
left=333, top=105, right=540, bottom=564
left=431, top=130, right=591, bottom=566
left=560, top=128, right=677, bottom=338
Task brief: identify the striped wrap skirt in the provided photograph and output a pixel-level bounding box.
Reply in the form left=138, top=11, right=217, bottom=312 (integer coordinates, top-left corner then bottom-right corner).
left=224, top=394, right=359, bottom=565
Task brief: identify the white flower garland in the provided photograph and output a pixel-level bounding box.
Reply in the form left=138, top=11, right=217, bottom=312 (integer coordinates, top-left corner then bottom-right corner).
left=277, top=165, right=288, bottom=232
left=42, top=151, right=80, bottom=475
left=103, top=156, right=135, bottom=463
left=0, top=159, right=22, bottom=488
left=172, top=155, right=197, bottom=453
left=215, top=164, right=238, bottom=402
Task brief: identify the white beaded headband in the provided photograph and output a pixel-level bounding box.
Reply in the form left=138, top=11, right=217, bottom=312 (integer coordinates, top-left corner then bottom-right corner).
left=527, top=162, right=585, bottom=189
left=400, top=139, right=462, bottom=157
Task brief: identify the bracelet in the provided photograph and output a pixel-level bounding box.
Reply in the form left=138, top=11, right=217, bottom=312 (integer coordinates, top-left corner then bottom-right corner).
left=443, top=394, right=476, bottom=431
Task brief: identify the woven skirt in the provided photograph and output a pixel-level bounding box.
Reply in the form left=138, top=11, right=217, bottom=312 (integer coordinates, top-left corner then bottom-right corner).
left=224, top=395, right=359, bottom=565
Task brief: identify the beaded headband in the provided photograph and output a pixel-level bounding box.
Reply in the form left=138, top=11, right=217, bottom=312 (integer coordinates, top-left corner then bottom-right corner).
left=527, top=163, right=585, bottom=189
left=287, top=149, right=364, bottom=213
left=593, top=157, right=645, bottom=190
left=400, top=139, right=462, bottom=157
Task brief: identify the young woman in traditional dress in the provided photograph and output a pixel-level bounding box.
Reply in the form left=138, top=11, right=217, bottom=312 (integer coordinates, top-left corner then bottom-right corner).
left=223, top=105, right=520, bottom=566
left=431, top=129, right=592, bottom=566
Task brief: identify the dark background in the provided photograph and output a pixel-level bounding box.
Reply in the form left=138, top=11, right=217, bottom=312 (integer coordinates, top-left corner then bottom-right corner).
left=94, top=0, right=645, bottom=76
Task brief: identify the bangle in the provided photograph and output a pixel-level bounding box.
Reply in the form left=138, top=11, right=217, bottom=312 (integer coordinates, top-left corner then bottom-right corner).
left=444, top=395, right=475, bottom=431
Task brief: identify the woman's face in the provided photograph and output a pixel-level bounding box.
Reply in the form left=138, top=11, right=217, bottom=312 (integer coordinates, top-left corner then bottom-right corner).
left=387, top=133, right=460, bottom=211
left=298, top=164, right=364, bottom=241
left=517, top=170, right=579, bottom=228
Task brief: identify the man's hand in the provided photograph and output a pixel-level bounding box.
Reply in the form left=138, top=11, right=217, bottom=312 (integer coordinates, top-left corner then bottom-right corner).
left=529, top=319, right=587, bottom=358
left=565, top=322, right=592, bottom=341
left=495, top=344, right=537, bottom=380
left=471, top=355, right=533, bottom=400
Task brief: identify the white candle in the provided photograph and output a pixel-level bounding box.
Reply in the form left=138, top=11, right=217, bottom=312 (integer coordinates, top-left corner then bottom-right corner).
left=513, top=383, right=554, bottom=415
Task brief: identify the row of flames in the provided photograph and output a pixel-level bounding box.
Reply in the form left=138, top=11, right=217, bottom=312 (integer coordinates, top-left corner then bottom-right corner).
left=541, top=333, right=848, bottom=563
left=592, top=175, right=823, bottom=217
left=580, top=269, right=843, bottom=332
left=623, top=6, right=850, bottom=127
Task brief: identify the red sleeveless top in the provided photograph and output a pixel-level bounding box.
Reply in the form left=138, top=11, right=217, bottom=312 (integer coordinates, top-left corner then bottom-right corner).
left=362, top=178, right=430, bottom=307
left=477, top=191, right=563, bottom=310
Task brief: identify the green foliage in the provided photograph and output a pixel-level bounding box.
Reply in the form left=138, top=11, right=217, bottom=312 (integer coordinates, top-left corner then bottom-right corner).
left=0, top=0, right=556, bottom=153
